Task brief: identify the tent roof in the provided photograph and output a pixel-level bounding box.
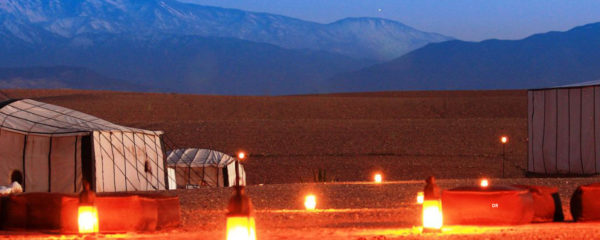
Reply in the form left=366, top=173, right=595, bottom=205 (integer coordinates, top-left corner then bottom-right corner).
left=530, top=79, right=600, bottom=91
left=0, top=99, right=161, bottom=136
left=167, top=148, right=237, bottom=168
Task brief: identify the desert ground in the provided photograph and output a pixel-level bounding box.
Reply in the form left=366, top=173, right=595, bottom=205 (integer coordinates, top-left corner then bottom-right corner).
left=1, top=89, right=599, bottom=239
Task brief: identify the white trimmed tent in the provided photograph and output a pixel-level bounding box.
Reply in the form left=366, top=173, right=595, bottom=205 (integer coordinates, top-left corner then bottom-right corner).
left=0, top=99, right=168, bottom=193
left=167, top=148, right=245, bottom=187
left=528, top=80, right=600, bottom=175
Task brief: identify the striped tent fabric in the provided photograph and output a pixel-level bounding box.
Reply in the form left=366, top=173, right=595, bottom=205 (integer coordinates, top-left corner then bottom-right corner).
left=167, top=148, right=245, bottom=187
left=0, top=99, right=168, bottom=193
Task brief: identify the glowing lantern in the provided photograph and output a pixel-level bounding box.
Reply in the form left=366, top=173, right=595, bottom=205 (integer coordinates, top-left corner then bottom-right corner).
left=226, top=216, right=256, bottom=240
left=500, top=136, right=508, bottom=144
left=78, top=205, right=99, bottom=233
left=304, top=194, right=317, bottom=210
left=374, top=173, right=383, bottom=183
left=78, top=181, right=98, bottom=234
left=226, top=186, right=256, bottom=240
left=417, top=191, right=424, bottom=204
left=480, top=179, right=489, bottom=188
left=238, top=152, right=246, bottom=160
left=422, top=199, right=443, bottom=231
left=422, top=176, right=442, bottom=232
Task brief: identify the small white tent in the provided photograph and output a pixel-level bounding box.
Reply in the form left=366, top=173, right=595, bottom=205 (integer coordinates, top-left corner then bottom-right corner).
left=0, top=99, right=168, bottom=193
left=167, top=148, right=246, bottom=187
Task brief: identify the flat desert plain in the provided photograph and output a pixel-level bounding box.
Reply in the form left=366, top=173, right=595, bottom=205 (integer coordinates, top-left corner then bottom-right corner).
left=2, top=89, right=599, bottom=240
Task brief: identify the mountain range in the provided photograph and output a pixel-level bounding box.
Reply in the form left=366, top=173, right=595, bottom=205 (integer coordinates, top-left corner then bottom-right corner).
left=0, top=0, right=451, bottom=94
left=1, top=0, right=600, bottom=95
left=331, top=22, right=600, bottom=92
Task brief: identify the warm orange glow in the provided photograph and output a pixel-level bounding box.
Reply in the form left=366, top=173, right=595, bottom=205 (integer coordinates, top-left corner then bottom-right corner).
left=238, top=152, right=246, bottom=160
left=500, top=136, right=508, bottom=144
left=304, top=195, right=317, bottom=210
left=417, top=191, right=424, bottom=204
left=374, top=173, right=383, bottom=183
left=226, top=216, right=256, bottom=240
left=78, top=205, right=99, bottom=234
left=422, top=199, right=443, bottom=230
left=480, top=179, right=489, bottom=188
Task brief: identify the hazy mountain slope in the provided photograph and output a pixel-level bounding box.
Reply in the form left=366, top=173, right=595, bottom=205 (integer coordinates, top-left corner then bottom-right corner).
left=330, top=23, right=600, bottom=92
left=0, top=66, right=149, bottom=91
left=0, top=0, right=451, bottom=60
left=0, top=34, right=373, bottom=95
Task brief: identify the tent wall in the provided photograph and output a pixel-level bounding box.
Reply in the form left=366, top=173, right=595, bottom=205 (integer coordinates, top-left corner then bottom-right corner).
left=93, top=131, right=166, bottom=192
left=0, top=129, right=83, bottom=193
left=528, top=87, right=600, bottom=175
left=172, top=163, right=246, bottom=187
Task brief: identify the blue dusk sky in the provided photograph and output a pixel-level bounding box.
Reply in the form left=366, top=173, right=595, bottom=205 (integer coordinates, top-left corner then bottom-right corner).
left=179, top=0, right=600, bottom=41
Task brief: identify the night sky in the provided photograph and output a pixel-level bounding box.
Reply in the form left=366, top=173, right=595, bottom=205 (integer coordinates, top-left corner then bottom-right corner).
left=179, top=0, right=600, bottom=41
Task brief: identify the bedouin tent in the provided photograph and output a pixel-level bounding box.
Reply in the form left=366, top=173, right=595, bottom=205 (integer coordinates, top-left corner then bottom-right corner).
left=0, top=99, right=168, bottom=193
left=167, top=148, right=245, bottom=187
left=528, top=80, right=600, bottom=175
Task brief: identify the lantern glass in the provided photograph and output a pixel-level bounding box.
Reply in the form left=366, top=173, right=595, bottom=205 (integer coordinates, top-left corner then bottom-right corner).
left=374, top=174, right=383, bottom=183
left=226, top=216, right=256, bottom=240
left=480, top=179, right=489, bottom=188
left=78, top=205, right=99, bottom=234
left=417, top=191, right=424, bottom=204
left=422, top=199, right=443, bottom=230
left=304, top=195, right=317, bottom=210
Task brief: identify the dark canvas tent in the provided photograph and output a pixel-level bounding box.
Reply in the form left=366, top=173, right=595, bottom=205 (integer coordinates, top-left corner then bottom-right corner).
left=0, top=99, right=168, bottom=193
left=167, top=148, right=246, bottom=187
left=528, top=80, right=600, bottom=175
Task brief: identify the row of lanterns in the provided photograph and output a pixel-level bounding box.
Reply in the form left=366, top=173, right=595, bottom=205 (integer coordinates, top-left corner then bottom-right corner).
left=76, top=144, right=500, bottom=238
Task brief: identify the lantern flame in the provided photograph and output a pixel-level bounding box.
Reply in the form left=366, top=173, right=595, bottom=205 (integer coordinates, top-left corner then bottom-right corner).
left=480, top=179, right=489, bottom=188
left=226, top=216, right=256, bottom=240
left=500, top=136, right=508, bottom=144
left=374, top=173, right=383, bottom=183
left=304, top=195, right=317, bottom=210
left=78, top=205, right=99, bottom=234
left=417, top=191, right=424, bottom=204
left=238, top=152, right=246, bottom=160
left=422, top=200, right=443, bottom=230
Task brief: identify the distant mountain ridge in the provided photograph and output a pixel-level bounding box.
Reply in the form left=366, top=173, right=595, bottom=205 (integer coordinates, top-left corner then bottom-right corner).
left=330, top=22, right=600, bottom=92
left=0, top=66, right=149, bottom=91
left=0, top=0, right=451, bottom=60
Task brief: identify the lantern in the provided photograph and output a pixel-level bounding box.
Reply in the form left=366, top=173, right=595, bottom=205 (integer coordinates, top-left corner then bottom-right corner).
left=417, top=191, right=424, bottom=204
left=78, top=205, right=99, bottom=234
left=226, top=186, right=256, bottom=240
left=304, top=194, right=317, bottom=210
left=374, top=173, right=383, bottom=183
left=422, top=199, right=443, bottom=231
left=78, top=181, right=98, bottom=234
left=480, top=179, right=489, bottom=188
left=500, top=136, right=508, bottom=144
left=238, top=152, right=246, bottom=160
left=422, top=176, right=442, bottom=232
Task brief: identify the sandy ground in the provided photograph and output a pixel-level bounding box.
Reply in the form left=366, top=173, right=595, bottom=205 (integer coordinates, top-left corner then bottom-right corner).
left=1, top=89, right=599, bottom=239
left=4, top=177, right=600, bottom=239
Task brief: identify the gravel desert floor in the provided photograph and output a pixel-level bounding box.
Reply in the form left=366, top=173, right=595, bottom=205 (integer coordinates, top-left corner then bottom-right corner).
left=0, top=89, right=599, bottom=239
left=2, top=177, right=600, bottom=239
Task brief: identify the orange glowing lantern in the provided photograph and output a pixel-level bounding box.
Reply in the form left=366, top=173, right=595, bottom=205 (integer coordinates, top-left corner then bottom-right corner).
left=374, top=173, right=383, bottom=183
left=226, top=186, right=256, bottom=240
left=500, top=136, right=508, bottom=144
left=422, top=176, right=442, bottom=232
left=238, top=152, right=246, bottom=160
left=226, top=216, right=256, bottom=240
left=78, top=181, right=98, bottom=234
left=417, top=191, right=424, bottom=204
left=422, top=199, right=443, bottom=231
left=480, top=179, right=489, bottom=188
left=78, top=205, right=99, bottom=233
left=304, top=194, right=317, bottom=210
